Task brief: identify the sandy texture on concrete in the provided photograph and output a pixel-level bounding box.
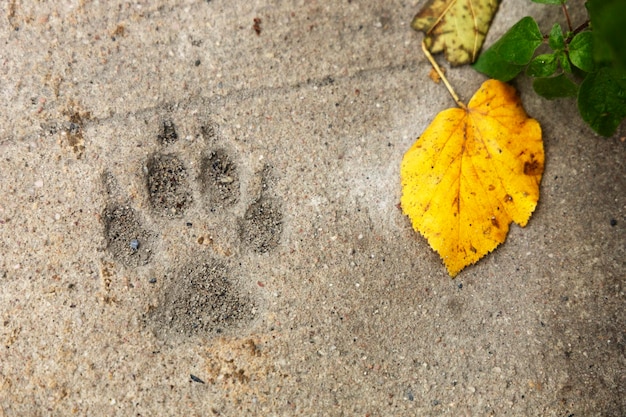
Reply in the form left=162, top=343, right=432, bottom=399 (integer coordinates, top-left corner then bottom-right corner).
left=0, top=0, right=624, bottom=415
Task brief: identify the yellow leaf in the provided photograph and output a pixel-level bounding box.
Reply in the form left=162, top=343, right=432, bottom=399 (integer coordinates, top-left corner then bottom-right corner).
left=400, top=80, right=544, bottom=277
left=412, top=0, right=501, bottom=65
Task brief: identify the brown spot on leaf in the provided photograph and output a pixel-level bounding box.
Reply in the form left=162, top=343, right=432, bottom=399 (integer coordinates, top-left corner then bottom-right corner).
left=491, top=217, right=500, bottom=228
left=524, top=159, right=543, bottom=176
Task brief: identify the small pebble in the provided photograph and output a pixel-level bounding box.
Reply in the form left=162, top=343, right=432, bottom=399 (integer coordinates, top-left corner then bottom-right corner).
left=130, top=239, right=140, bottom=251
left=190, top=374, right=205, bottom=384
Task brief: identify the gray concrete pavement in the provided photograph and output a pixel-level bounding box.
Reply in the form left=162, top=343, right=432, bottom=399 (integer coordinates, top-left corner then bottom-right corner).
left=0, top=1, right=624, bottom=415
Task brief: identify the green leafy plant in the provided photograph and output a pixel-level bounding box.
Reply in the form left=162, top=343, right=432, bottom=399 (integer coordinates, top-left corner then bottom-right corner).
left=473, top=0, right=626, bottom=137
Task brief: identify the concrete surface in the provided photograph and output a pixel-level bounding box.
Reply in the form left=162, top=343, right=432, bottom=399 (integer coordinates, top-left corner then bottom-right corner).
left=0, top=0, right=624, bottom=416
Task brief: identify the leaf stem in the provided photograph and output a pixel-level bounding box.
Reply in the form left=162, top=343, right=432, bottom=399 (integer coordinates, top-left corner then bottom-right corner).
left=421, top=40, right=467, bottom=109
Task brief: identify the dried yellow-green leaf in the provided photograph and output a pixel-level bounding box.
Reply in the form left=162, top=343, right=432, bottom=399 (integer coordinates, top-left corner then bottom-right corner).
left=400, top=80, right=544, bottom=277
left=412, top=0, right=501, bottom=65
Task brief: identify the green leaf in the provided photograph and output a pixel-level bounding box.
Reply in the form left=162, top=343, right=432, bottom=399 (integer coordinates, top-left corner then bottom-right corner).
left=526, top=53, right=558, bottom=77
left=556, top=51, right=572, bottom=73
left=586, top=0, right=626, bottom=70
left=532, top=0, right=565, bottom=4
left=578, top=67, right=626, bottom=136
left=568, top=31, right=595, bottom=72
left=473, top=16, right=543, bottom=81
left=548, top=23, right=564, bottom=50
left=533, top=74, right=578, bottom=99
left=490, top=17, right=543, bottom=65
left=472, top=57, right=525, bottom=81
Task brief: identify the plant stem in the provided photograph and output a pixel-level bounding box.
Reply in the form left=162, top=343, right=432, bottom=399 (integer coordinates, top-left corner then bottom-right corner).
left=564, top=20, right=590, bottom=44
left=421, top=41, right=466, bottom=110
left=571, top=20, right=590, bottom=37
left=561, top=2, right=573, bottom=32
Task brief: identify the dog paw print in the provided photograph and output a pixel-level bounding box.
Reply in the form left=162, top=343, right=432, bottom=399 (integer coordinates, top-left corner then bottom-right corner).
left=151, top=259, right=254, bottom=336
left=100, top=118, right=283, bottom=338
left=199, top=149, right=240, bottom=210
left=146, top=152, right=193, bottom=218
left=238, top=167, right=283, bottom=253
left=101, top=171, right=155, bottom=267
